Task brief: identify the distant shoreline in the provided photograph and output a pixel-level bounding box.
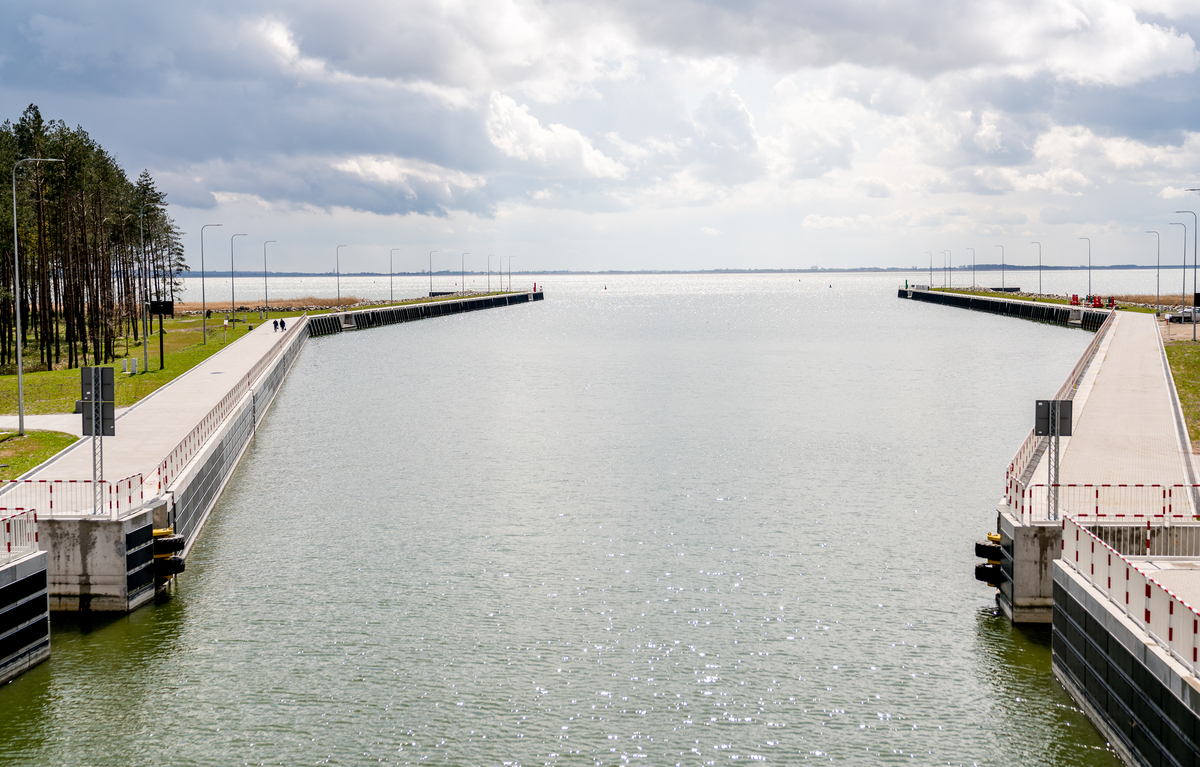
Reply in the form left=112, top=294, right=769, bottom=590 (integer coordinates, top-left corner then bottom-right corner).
left=181, top=264, right=1173, bottom=278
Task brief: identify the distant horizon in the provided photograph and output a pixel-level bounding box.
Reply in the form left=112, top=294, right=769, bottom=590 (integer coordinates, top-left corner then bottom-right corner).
left=179, top=264, right=1184, bottom=278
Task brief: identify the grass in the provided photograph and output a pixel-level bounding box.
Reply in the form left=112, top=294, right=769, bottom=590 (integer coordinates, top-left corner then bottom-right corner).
left=1166, top=343, right=1200, bottom=451
left=0, top=430, right=78, bottom=480
left=0, top=291, right=523, bottom=415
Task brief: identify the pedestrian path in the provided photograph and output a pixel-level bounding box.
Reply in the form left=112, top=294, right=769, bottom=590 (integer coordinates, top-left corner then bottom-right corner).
left=22, top=323, right=295, bottom=482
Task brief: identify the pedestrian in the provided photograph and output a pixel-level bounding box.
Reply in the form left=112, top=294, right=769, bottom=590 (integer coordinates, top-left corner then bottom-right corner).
left=280, top=318, right=286, bottom=332
left=272, top=319, right=279, bottom=332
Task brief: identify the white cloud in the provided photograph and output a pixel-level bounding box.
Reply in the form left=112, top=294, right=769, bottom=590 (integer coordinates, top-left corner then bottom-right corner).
left=700, top=226, right=722, bottom=236
left=486, top=92, right=627, bottom=179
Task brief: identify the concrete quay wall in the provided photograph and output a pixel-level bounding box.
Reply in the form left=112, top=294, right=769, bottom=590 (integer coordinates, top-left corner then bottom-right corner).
left=898, top=288, right=1109, bottom=330
left=307, top=291, right=543, bottom=337
left=1053, top=560, right=1200, bottom=767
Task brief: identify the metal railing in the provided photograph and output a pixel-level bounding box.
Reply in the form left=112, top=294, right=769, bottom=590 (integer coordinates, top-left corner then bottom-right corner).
left=1003, top=310, right=1117, bottom=516
left=1062, top=516, right=1200, bottom=675
left=1014, top=483, right=1200, bottom=523
left=155, top=315, right=308, bottom=493
left=1, top=508, right=38, bottom=566
left=0, top=475, right=144, bottom=520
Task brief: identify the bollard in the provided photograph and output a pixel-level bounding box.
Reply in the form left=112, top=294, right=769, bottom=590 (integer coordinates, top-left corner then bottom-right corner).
left=131, top=358, right=138, bottom=375
left=122, top=359, right=128, bottom=374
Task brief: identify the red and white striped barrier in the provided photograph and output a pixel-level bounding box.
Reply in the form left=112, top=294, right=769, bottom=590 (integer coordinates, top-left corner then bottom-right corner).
left=0, top=508, right=39, bottom=566
left=0, top=474, right=143, bottom=519
left=1062, top=516, right=1200, bottom=674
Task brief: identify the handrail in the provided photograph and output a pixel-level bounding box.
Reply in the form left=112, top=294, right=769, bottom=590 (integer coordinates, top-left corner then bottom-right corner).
left=0, top=508, right=38, bottom=566
left=1062, top=516, right=1200, bottom=675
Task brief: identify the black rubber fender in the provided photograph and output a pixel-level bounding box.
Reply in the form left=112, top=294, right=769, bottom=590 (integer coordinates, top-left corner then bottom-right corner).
left=155, top=556, right=185, bottom=577
left=975, top=563, right=1003, bottom=586
left=975, top=540, right=1003, bottom=560
left=153, top=534, right=185, bottom=555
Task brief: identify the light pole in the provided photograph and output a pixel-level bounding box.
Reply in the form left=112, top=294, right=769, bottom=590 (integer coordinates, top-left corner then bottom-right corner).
left=263, top=240, right=276, bottom=316
left=429, top=250, right=437, bottom=296
left=1030, top=242, right=1042, bottom=295
left=390, top=248, right=400, bottom=303
left=488, top=254, right=495, bottom=293
left=230, top=233, right=247, bottom=334
left=943, top=250, right=951, bottom=288
left=1176, top=210, right=1198, bottom=340
left=1172, top=222, right=1186, bottom=323
left=966, top=247, right=975, bottom=290
left=200, top=223, right=222, bottom=345
left=926, top=252, right=932, bottom=287
left=11, top=157, right=62, bottom=435
left=1146, top=231, right=1160, bottom=315
left=996, top=245, right=1004, bottom=290
left=336, top=245, right=346, bottom=309
left=461, top=252, right=469, bottom=293
left=509, top=256, right=515, bottom=291
left=1079, top=237, right=1091, bottom=296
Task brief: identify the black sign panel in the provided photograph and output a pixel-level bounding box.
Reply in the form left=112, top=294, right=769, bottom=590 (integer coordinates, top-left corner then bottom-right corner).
left=1035, top=399, right=1072, bottom=437
left=149, top=300, right=174, bottom=317
left=82, top=402, right=115, bottom=437
left=80, top=367, right=114, bottom=403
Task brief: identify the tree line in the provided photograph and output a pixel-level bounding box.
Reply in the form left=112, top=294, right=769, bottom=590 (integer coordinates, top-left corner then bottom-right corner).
left=0, top=104, right=187, bottom=372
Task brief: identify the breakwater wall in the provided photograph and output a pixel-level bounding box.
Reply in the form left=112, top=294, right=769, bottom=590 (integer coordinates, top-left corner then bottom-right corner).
left=307, top=292, right=543, bottom=338
left=899, top=288, right=1109, bottom=331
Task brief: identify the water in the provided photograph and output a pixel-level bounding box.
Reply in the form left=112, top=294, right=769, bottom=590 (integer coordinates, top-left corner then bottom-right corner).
left=0, top=274, right=1122, bottom=765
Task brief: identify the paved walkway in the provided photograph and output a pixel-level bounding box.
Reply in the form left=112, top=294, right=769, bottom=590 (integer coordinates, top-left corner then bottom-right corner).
left=1028, top=312, right=1194, bottom=515
left=19, top=323, right=296, bottom=482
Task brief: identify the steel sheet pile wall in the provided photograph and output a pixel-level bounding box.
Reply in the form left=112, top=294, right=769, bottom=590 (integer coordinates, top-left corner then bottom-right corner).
left=308, top=292, right=540, bottom=338
left=900, top=289, right=1078, bottom=326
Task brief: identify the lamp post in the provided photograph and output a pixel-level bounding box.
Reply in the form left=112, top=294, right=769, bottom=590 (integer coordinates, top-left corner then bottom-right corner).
left=1176, top=211, right=1198, bottom=340
left=1030, top=242, right=1042, bottom=295
left=488, top=254, right=495, bottom=293
left=263, top=240, right=276, bottom=316
left=11, top=157, right=62, bottom=435
left=230, top=233, right=247, bottom=334
left=429, top=250, right=437, bottom=296
left=966, top=247, right=975, bottom=290
left=461, top=252, right=469, bottom=293
left=996, top=245, right=1004, bottom=290
left=200, top=224, right=222, bottom=345
left=389, top=248, right=400, bottom=303
left=1171, top=223, right=1186, bottom=325
left=1146, top=231, right=1160, bottom=315
left=943, top=250, right=951, bottom=288
left=1079, top=237, right=1091, bottom=296
left=926, top=252, right=932, bottom=287
left=336, top=245, right=346, bottom=309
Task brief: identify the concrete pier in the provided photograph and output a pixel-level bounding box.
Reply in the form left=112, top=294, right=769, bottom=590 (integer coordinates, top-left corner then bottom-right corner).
left=0, top=514, right=50, bottom=683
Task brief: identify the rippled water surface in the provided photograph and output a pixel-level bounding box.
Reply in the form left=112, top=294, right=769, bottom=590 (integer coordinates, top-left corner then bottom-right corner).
left=1, top=274, right=1124, bottom=765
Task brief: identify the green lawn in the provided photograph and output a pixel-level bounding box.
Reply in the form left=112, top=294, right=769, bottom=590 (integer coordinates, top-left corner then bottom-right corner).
left=931, top=287, right=1156, bottom=313
left=0, top=430, right=78, bottom=480
left=1167, top=343, right=1200, bottom=450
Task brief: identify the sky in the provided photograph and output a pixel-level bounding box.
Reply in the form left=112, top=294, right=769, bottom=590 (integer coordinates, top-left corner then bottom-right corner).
left=4, top=0, right=1200, bottom=273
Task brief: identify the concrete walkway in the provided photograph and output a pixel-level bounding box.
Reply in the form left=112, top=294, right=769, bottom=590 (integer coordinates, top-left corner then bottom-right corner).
left=1027, top=311, right=1194, bottom=515
left=20, top=323, right=296, bottom=482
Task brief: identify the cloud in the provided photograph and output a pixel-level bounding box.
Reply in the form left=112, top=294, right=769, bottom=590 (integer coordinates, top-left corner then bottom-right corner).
left=486, top=92, right=627, bottom=179
left=700, top=226, right=722, bottom=236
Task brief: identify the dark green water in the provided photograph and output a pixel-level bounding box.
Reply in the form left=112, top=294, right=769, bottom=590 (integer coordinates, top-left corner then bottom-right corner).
left=0, top=274, right=1120, bottom=765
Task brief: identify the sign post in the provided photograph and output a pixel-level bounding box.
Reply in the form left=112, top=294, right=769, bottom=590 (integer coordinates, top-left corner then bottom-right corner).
left=1036, top=399, right=1072, bottom=519
left=81, top=367, right=115, bottom=515
left=149, top=300, right=173, bottom=370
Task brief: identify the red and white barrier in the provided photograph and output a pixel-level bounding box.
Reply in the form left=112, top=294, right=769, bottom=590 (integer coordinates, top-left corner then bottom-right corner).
left=0, top=508, right=39, bottom=566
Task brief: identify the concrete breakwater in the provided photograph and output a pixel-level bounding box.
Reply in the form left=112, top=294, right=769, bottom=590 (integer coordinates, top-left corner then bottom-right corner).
left=899, top=287, right=1109, bottom=331
left=0, top=291, right=542, bottom=682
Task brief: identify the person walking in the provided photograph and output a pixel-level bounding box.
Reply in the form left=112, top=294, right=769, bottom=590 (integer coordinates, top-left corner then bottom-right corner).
left=280, top=318, right=286, bottom=332
left=272, top=319, right=279, bottom=332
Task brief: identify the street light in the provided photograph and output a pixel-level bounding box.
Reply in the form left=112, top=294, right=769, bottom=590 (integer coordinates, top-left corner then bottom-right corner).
left=336, top=245, right=347, bottom=309
left=200, top=224, right=223, bottom=345
left=461, top=252, right=469, bottom=294
left=1079, top=237, right=1091, bottom=296
left=1030, top=242, right=1042, bottom=295
left=429, top=250, right=437, bottom=296
left=926, top=252, right=932, bottom=287
left=263, top=240, right=276, bottom=316
left=488, top=254, right=495, bottom=293
left=1146, top=231, right=1160, bottom=315
left=1171, top=222, right=1186, bottom=323
left=11, top=157, right=62, bottom=435
left=942, top=250, right=951, bottom=288
left=1176, top=210, right=1198, bottom=341
left=230, top=233, right=248, bottom=332
left=966, top=247, right=975, bottom=290
left=996, top=245, right=1004, bottom=290
left=390, top=248, right=400, bottom=303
